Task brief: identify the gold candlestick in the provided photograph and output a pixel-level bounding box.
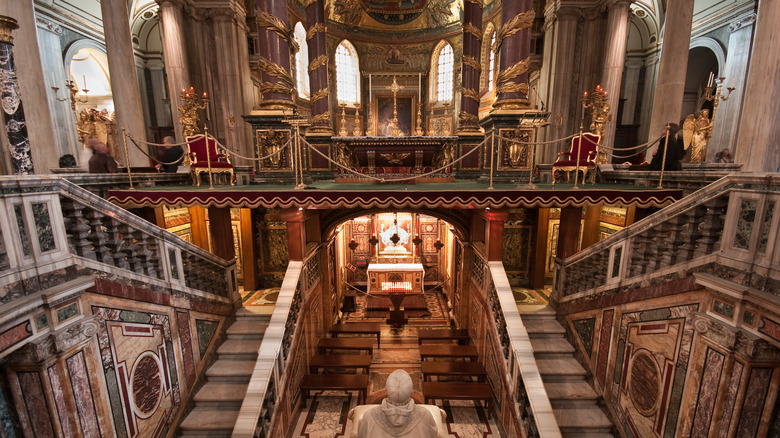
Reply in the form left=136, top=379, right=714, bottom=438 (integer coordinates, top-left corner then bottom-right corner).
left=339, top=103, right=348, bottom=137
left=584, top=85, right=611, bottom=165
left=386, top=77, right=404, bottom=137
left=178, top=87, right=208, bottom=137
left=353, top=106, right=362, bottom=137
left=415, top=102, right=423, bottom=136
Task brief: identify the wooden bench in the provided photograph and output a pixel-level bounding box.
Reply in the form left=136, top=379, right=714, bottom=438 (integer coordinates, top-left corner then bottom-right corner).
left=417, top=328, right=470, bottom=345
left=421, top=360, right=487, bottom=382
left=330, top=322, right=382, bottom=347
left=317, top=337, right=374, bottom=355
left=300, top=374, right=369, bottom=406
left=309, top=354, right=372, bottom=374
left=419, top=344, right=478, bottom=361
left=422, top=381, right=494, bottom=418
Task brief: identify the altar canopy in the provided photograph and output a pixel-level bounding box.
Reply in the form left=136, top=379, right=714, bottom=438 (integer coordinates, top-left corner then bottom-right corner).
left=367, top=263, right=424, bottom=294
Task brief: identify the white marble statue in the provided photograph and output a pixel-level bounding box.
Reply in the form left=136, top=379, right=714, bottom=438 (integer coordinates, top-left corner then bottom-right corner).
left=353, top=370, right=440, bottom=438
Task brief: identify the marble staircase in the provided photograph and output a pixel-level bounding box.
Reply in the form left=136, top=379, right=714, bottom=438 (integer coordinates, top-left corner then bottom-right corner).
left=179, top=307, right=271, bottom=437
left=519, top=306, right=614, bottom=438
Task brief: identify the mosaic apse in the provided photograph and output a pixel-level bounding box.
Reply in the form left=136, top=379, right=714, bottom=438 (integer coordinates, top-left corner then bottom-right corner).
left=93, top=307, right=180, bottom=438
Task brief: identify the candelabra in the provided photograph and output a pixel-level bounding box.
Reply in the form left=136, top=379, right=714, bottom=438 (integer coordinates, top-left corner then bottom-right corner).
left=583, top=85, right=611, bottom=165
left=179, top=87, right=208, bottom=137
left=386, top=77, right=404, bottom=137
left=51, top=79, right=89, bottom=123
left=415, top=102, right=424, bottom=136
left=353, top=106, right=362, bottom=137
left=339, top=103, right=348, bottom=137
left=704, top=76, right=735, bottom=122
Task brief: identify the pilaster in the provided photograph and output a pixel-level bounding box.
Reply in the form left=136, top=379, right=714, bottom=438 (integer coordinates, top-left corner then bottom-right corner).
left=599, top=0, right=631, bottom=151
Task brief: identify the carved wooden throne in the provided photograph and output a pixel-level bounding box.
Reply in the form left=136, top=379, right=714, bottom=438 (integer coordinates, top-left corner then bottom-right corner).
left=552, top=132, right=601, bottom=185
left=186, top=134, right=234, bottom=186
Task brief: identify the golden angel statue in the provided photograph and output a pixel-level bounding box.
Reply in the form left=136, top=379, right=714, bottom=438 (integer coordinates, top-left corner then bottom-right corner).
left=683, top=109, right=713, bottom=163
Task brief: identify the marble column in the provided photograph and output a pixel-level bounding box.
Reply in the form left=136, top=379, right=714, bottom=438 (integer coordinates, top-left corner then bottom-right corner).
left=708, top=14, right=755, bottom=162
left=147, top=60, right=172, bottom=128
left=36, top=18, right=80, bottom=162
left=208, top=207, right=236, bottom=261
left=158, top=0, right=191, bottom=142
left=646, top=0, right=695, bottom=158
left=0, top=16, right=32, bottom=174
left=556, top=206, right=582, bottom=260
left=210, top=7, right=251, bottom=164
left=600, top=0, right=631, bottom=152
left=493, top=0, right=533, bottom=111
left=735, top=1, right=780, bottom=172
left=486, top=210, right=508, bottom=261
left=100, top=0, right=149, bottom=167
left=538, top=6, right=579, bottom=164
left=621, top=58, right=644, bottom=125
left=306, top=0, right=332, bottom=134
left=255, top=0, right=295, bottom=110
left=637, top=54, right=659, bottom=142
left=457, top=0, right=482, bottom=133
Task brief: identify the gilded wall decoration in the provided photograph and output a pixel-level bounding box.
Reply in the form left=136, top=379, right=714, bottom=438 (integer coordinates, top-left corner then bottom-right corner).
left=256, top=129, right=291, bottom=170
left=494, top=10, right=535, bottom=51
left=361, top=44, right=432, bottom=72
left=499, top=128, right=532, bottom=169
left=501, top=224, right=531, bottom=275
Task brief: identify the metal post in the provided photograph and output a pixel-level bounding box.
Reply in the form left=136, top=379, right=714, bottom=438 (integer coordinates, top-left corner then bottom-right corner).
left=204, top=125, right=213, bottom=189
left=121, top=126, right=134, bottom=189
left=657, top=123, right=670, bottom=189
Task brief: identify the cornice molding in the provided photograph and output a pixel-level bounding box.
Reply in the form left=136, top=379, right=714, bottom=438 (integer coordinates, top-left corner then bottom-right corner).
left=35, top=16, right=63, bottom=35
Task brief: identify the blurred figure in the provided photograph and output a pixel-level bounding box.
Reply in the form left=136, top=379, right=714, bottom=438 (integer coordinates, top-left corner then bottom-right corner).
left=88, top=142, right=118, bottom=173
left=649, top=123, right=685, bottom=171
left=156, top=136, right=184, bottom=173
left=715, top=148, right=733, bottom=163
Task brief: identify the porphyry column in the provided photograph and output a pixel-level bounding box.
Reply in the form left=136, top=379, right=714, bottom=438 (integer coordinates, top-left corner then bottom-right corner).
left=0, top=16, right=33, bottom=174
left=255, top=0, right=295, bottom=110
left=100, top=0, right=148, bottom=166
left=600, top=0, right=631, bottom=156
left=306, top=0, right=331, bottom=133
left=457, top=0, right=483, bottom=133
left=492, top=0, right=534, bottom=111
left=158, top=0, right=191, bottom=142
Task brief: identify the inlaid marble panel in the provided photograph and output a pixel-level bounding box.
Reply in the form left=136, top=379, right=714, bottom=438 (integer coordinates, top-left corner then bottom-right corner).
left=13, top=204, right=30, bottom=257
left=92, top=306, right=180, bottom=438
left=735, top=367, right=772, bottom=437
left=597, top=309, right=614, bottom=388
left=0, top=321, right=32, bottom=355
left=47, top=365, right=73, bottom=437
left=717, top=361, right=743, bottom=438
left=573, top=317, right=595, bottom=355
left=31, top=202, right=54, bottom=252
left=691, top=348, right=724, bottom=436
left=176, top=312, right=195, bottom=388
left=195, top=318, right=219, bottom=358
left=18, top=371, right=54, bottom=437
left=66, top=351, right=100, bottom=437
left=733, top=199, right=756, bottom=250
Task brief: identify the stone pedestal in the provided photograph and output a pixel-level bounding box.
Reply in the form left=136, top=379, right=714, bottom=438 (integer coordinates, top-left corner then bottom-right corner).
left=245, top=112, right=298, bottom=184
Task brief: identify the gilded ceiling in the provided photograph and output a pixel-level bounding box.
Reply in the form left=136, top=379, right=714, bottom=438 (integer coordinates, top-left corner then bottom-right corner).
left=329, top=0, right=461, bottom=31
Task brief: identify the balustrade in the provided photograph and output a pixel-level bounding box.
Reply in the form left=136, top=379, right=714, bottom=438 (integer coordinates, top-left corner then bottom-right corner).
left=557, top=174, right=778, bottom=299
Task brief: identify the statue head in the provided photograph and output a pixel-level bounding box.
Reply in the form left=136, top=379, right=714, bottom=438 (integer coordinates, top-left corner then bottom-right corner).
left=699, top=109, right=710, bottom=119
left=385, top=369, right=413, bottom=406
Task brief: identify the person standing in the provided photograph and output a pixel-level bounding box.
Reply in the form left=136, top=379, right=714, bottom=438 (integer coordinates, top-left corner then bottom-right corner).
left=88, top=142, right=118, bottom=173
left=156, top=136, right=184, bottom=173
left=649, top=123, right=685, bottom=171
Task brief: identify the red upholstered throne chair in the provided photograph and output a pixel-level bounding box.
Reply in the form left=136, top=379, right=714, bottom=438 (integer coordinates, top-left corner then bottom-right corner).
left=186, top=134, right=234, bottom=186
left=552, top=132, right=601, bottom=185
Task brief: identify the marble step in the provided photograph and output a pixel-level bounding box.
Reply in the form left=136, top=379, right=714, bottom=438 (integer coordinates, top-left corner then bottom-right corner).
left=193, top=383, right=248, bottom=407
left=235, top=307, right=273, bottom=318
left=536, top=357, right=587, bottom=380
left=523, top=319, right=566, bottom=336
left=554, top=405, right=613, bottom=434
left=205, top=359, right=255, bottom=383
left=545, top=381, right=600, bottom=407
left=217, top=338, right=263, bottom=360
left=516, top=306, right=557, bottom=318
left=179, top=407, right=238, bottom=436
left=227, top=319, right=269, bottom=339
left=530, top=337, right=575, bottom=355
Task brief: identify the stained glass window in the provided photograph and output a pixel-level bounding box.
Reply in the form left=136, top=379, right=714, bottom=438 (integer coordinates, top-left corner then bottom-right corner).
left=487, top=32, right=496, bottom=91
left=435, top=43, right=454, bottom=102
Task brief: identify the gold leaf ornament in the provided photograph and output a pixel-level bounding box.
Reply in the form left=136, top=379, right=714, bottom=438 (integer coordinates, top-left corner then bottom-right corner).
left=496, top=81, right=529, bottom=95
left=462, top=55, right=482, bottom=72
left=463, top=22, right=483, bottom=40
left=259, top=81, right=296, bottom=96
left=461, top=87, right=480, bottom=103
left=309, top=55, right=328, bottom=73
left=257, top=57, right=294, bottom=86
left=310, top=88, right=329, bottom=103
left=495, top=10, right=535, bottom=52
left=312, top=112, right=331, bottom=124
left=307, top=23, right=326, bottom=40
left=256, top=10, right=299, bottom=52
left=459, top=111, right=478, bottom=123
left=495, top=57, right=530, bottom=85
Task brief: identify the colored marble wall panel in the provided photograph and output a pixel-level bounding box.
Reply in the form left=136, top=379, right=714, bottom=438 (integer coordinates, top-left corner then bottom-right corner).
left=195, top=319, right=218, bottom=358
left=573, top=317, right=595, bottom=355
left=48, top=365, right=74, bottom=437
left=0, top=321, right=32, bottom=354
left=31, top=202, right=54, bottom=252
left=717, top=361, right=743, bottom=438
left=177, top=311, right=196, bottom=387
left=56, top=302, right=79, bottom=323
left=67, top=351, right=101, bottom=437
left=735, top=367, right=771, bottom=437
left=759, top=316, right=780, bottom=343
left=691, top=348, right=724, bottom=436
left=597, top=309, right=614, bottom=388
left=18, top=372, right=54, bottom=437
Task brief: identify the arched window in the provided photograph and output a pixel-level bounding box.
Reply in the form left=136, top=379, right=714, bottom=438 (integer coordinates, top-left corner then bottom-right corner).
left=335, top=40, right=360, bottom=105
left=294, top=22, right=310, bottom=99
left=487, top=32, right=497, bottom=91
left=430, top=41, right=454, bottom=103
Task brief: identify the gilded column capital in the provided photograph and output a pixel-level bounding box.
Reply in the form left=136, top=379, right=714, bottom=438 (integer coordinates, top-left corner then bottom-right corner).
left=0, top=15, right=19, bottom=44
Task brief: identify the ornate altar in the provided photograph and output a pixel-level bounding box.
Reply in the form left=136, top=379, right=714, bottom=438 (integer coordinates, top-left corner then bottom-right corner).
left=367, top=263, right=425, bottom=326
left=333, top=136, right=457, bottom=180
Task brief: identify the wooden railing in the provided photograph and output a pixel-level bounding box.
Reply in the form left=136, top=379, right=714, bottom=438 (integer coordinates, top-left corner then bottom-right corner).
left=554, top=173, right=780, bottom=303
left=0, top=176, right=237, bottom=315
